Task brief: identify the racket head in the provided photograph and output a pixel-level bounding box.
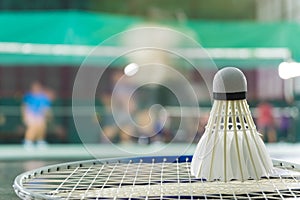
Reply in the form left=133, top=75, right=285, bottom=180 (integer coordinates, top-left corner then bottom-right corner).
left=13, top=155, right=300, bottom=199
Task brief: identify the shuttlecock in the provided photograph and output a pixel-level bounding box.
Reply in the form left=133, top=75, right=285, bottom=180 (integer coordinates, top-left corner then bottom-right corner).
left=191, top=67, right=273, bottom=182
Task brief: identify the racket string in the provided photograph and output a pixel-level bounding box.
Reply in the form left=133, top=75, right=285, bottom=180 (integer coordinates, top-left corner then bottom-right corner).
left=66, top=164, right=95, bottom=199
left=115, top=160, right=133, bottom=199
left=15, top=158, right=300, bottom=199
left=129, top=159, right=143, bottom=199
left=95, top=162, right=120, bottom=199
left=275, top=163, right=300, bottom=198
left=51, top=165, right=80, bottom=196
left=82, top=163, right=105, bottom=199
left=160, top=158, right=166, bottom=200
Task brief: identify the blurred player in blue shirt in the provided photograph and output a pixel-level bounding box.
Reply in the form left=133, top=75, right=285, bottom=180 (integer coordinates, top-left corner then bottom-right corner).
left=22, top=81, right=53, bottom=149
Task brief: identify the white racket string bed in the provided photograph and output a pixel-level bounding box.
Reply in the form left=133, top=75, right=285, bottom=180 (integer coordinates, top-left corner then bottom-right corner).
left=13, top=155, right=300, bottom=199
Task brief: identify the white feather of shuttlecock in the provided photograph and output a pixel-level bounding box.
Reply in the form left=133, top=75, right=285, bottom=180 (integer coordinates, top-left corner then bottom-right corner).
left=191, top=99, right=273, bottom=182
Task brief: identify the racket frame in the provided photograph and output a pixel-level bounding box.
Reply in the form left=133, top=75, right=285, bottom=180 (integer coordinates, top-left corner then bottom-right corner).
left=13, top=155, right=300, bottom=199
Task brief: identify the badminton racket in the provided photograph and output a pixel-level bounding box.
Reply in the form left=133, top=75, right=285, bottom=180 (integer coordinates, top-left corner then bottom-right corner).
left=14, top=155, right=300, bottom=199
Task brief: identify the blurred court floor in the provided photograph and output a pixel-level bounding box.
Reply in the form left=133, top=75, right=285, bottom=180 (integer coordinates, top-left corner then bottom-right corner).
left=0, top=160, right=60, bottom=200
left=1, top=143, right=300, bottom=199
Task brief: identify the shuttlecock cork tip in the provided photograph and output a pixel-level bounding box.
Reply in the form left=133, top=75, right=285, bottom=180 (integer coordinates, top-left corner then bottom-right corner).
left=213, top=67, right=247, bottom=100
